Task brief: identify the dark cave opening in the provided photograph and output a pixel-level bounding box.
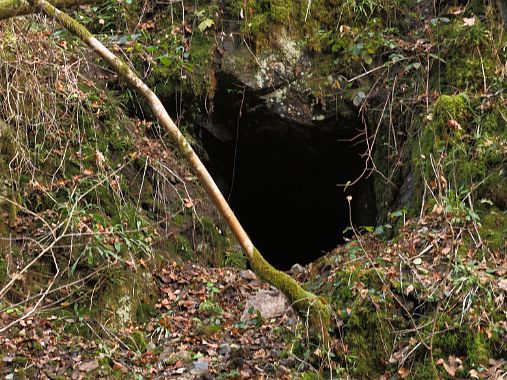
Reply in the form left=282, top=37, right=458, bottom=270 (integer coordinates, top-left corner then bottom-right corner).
left=200, top=84, right=377, bottom=270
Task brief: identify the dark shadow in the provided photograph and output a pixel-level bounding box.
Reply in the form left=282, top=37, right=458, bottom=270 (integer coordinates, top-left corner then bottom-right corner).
left=200, top=80, right=377, bottom=269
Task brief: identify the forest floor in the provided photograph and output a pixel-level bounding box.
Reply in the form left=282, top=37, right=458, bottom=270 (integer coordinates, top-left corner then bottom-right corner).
left=1, top=208, right=506, bottom=379
left=0, top=261, right=304, bottom=379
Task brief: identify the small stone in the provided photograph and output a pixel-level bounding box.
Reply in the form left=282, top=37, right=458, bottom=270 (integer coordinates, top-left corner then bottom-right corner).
left=219, top=343, right=232, bottom=356
left=79, top=360, right=99, bottom=372
left=239, top=270, right=257, bottom=281
left=290, top=263, right=304, bottom=274
left=241, top=290, right=289, bottom=320
left=193, top=360, right=209, bottom=372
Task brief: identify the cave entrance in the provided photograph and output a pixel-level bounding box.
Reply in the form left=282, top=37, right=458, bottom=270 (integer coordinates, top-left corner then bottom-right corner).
left=200, top=86, right=377, bottom=270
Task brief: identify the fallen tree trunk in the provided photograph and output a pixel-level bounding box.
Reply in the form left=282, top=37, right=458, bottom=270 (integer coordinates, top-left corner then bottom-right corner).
left=26, top=0, right=331, bottom=341
left=0, top=0, right=96, bottom=20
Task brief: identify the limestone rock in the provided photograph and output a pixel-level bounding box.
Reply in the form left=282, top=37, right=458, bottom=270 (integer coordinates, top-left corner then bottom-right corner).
left=239, top=269, right=257, bottom=281
left=241, top=289, right=289, bottom=320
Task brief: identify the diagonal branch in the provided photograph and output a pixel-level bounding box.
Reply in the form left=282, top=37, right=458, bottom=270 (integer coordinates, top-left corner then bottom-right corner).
left=0, top=0, right=98, bottom=20
left=28, top=0, right=331, bottom=341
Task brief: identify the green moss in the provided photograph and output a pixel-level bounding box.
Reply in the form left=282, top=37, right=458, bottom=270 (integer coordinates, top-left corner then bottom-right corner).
left=410, top=361, right=438, bottom=380
left=97, top=269, right=157, bottom=328
left=409, top=93, right=507, bottom=219
left=323, top=268, right=392, bottom=378
left=297, top=372, right=321, bottom=380
left=233, top=0, right=409, bottom=53
left=430, top=312, right=492, bottom=369
left=242, top=13, right=270, bottom=35
left=174, top=235, right=193, bottom=259
left=432, top=94, right=469, bottom=126
left=11, top=356, right=28, bottom=365
left=93, top=184, right=119, bottom=217
left=0, top=123, right=21, bottom=226
left=8, top=190, right=21, bottom=225
left=196, top=217, right=235, bottom=266
left=345, top=302, right=390, bottom=377
left=0, top=253, right=7, bottom=286
left=199, top=299, right=224, bottom=317
left=432, top=19, right=495, bottom=91
left=223, top=250, right=248, bottom=269
left=465, top=332, right=489, bottom=366
left=195, top=320, right=222, bottom=337
left=410, top=94, right=470, bottom=213
left=479, top=207, right=507, bottom=252
left=250, top=246, right=331, bottom=342
left=143, top=17, right=215, bottom=99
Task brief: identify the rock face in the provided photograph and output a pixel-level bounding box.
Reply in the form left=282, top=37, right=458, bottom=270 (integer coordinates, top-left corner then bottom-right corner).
left=241, top=289, right=290, bottom=320
left=218, top=26, right=355, bottom=127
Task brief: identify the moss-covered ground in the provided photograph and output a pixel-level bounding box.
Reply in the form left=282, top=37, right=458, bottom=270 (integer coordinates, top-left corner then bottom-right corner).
left=305, top=206, right=506, bottom=378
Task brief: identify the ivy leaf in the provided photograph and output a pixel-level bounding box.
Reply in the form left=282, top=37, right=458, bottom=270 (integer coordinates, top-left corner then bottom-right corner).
left=198, top=18, right=214, bottom=32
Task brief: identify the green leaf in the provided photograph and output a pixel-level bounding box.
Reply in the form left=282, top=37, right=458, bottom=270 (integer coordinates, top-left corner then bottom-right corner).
left=428, top=53, right=446, bottom=63
left=390, top=209, right=405, bottom=218
left=87, top=251, right=94, bottom=265
left=352, top=91, right=366, bottom=107
left=158, top=55, right=172, bottom=66
left=114, top=241, right=121, bottom=252
left=406, top=62, right=421, bottom=71
left=193, top=352, right=204, bottom=359
left=198, top=18, right=214, bottom=32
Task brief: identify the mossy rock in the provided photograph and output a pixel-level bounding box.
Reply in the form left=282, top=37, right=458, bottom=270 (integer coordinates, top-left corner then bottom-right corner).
left=432, top=326, right=491, bottom=368
left=479, top=207, right=507, bottom=252
left=433, top=96, right=505, bottom=210
left=97, top=268, right=158, bottom=328
left=433, top=19, right=496, bottom=91
left=341, top=299, right=393, bottom=377
left=323, top=268, right=394, bottom=378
